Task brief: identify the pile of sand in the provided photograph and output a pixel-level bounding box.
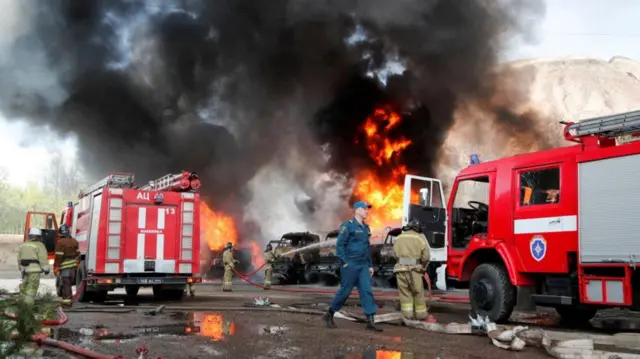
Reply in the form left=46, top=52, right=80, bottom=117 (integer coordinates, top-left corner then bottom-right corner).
left=437, top=55, right=640, bottom=189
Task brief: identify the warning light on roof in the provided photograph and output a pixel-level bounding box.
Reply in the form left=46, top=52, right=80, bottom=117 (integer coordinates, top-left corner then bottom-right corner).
left=469, top=153, right=481, bottom=165
left=154, top=193, right=164, bottom=204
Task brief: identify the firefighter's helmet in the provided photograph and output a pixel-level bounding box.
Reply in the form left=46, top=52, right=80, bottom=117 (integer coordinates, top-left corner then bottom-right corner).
left=265, top=243, right=272, bottom=252
left=28, top=227, right=42, bottom=237
left=59, top=224, right=70, bottom=237
left=402, top=219, right=424, bottom=233
left=225, top=242, right=233, bottom=249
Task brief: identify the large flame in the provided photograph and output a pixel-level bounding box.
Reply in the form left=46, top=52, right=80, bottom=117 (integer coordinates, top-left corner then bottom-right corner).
left=353, top=107, right=413, bottom=231
left=200, top=203, right=238, bottom=251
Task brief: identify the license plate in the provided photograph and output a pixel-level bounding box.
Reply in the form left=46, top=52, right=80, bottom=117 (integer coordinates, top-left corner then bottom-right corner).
left=138, top=278, right=162, bottom=284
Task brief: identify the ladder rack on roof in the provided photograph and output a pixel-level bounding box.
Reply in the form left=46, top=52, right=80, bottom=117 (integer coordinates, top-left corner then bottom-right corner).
left=79, top=173, right=135, bottom=197
left=564, top=110, right=640, bottom=140
left=139, top=171, right=200, bottom=192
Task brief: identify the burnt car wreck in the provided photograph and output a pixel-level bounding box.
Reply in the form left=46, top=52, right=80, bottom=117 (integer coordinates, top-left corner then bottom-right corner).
left=271, top=232, right=321, bottom=284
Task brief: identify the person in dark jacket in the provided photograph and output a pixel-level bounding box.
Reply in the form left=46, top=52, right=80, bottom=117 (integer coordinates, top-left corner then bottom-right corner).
left=323, top=201, right=382, bottom=332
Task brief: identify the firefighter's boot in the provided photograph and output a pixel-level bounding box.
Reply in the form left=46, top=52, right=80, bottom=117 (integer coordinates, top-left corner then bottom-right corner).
left=365, top=315, right=383, bottom=332
left=323, top=309, right=337, bottom=329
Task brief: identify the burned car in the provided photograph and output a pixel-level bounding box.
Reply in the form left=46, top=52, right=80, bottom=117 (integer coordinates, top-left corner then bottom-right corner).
left=271, top=232, right=321, bottom=284
left=305, top=230, right=342, bottom=285
left=306, top=227, right=436, bottom=289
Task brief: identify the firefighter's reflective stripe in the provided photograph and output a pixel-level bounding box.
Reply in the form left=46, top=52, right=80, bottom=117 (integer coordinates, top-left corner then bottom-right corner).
left=55, top=252, right=64, bottom=256
left=60, top=259, right=78, bottom=270
left=400, top=302, right=414, bottom=317
left=415, top=305, right=427, bottom=314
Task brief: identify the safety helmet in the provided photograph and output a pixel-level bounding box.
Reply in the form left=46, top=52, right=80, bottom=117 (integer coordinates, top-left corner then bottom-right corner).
left=59, top=224, right=70, bottom=237
left=225, top=242, right=233, bottom=249
left=265, top=243, right=272, bottom=251
left=402, top=219, right=424, bottom=233
left=28, top=228, right=42, bottom=237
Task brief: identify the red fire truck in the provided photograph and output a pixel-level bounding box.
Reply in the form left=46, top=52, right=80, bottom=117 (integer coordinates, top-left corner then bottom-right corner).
left=24, top=171, right=202, bottom=302
left=402, top=110, right=640, bottom=324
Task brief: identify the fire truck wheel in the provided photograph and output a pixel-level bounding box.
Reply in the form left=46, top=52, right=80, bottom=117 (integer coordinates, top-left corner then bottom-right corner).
left=469, top=263, right=516, bottom=323
left=125, top=285, right=140, bottom=297
left=75, top=261, right=91, bottom=303
left=555, top=306, right=597, bottom=327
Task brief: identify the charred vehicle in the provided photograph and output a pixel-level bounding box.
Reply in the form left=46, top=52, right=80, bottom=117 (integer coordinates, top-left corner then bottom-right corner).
left=306, top=227, right=437, bottom=288
left=271, top=232, right=321, bottom=284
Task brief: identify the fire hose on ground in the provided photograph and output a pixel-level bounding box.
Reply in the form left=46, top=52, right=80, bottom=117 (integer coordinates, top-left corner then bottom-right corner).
left=231, top=266, right=470, bottom=304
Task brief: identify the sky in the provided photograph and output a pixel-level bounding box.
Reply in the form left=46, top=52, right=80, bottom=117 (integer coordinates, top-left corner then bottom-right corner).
left=1, top=0, right=639, bottom=187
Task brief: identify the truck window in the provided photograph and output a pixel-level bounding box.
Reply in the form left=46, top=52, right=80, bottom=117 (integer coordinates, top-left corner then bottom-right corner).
left=519, top=167, right=560, bottom=206
left=452, top=178, right=490, bottom=209
left=451, top=176, right=490, bottom=249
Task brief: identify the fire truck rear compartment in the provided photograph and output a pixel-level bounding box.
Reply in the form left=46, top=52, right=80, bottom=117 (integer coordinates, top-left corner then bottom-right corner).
left=578, top=153, right=640, bottom=308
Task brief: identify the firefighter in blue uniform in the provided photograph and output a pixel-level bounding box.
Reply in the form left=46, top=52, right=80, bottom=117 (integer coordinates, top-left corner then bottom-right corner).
left=323, top=201, right=382, bottom=332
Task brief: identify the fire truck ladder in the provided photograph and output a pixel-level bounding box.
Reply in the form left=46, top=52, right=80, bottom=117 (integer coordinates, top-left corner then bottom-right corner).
left=139, top=171, right=198, bottom=192
left=79, top=173, right=135, bottom=197
left=565, top=110, right=640, bottom=139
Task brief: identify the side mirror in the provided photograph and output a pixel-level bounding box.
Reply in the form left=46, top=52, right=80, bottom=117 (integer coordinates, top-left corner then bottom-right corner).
left=419, top=188, right=429, bottom=206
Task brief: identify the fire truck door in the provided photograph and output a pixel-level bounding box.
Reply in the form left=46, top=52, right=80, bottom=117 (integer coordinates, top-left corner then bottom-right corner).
left=513, top=165, right=575, bottom=273
left=123, top=205, right=178, bottom=274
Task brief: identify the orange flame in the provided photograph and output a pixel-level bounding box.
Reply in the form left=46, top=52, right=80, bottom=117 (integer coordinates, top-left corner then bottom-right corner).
left=193, top=313, right=235, bottom=341
left=353, top=106, right=413, bottom=231
left=200, top=203, right=238, bottom=251
left=249, top=241, right=265, bottom=267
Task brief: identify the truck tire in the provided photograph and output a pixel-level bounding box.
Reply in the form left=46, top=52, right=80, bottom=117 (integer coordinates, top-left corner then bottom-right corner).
left=555, top=306, right=597, bottom=327
left=75, top=261, right=91, bottom=303
left=125, top=285, right=140, bottom=298
left=469, top=263, right=516, bottom=323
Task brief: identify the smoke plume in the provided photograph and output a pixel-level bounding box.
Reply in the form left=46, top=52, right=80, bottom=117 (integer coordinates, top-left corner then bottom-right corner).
left=0, top=0, right=545, bottom=241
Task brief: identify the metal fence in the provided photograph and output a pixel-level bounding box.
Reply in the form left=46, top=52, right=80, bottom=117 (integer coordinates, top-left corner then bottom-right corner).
left=0, top=222, right=26, bottom=235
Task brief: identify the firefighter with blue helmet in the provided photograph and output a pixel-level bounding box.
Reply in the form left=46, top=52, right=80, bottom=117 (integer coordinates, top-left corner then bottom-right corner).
left=323, top=201, right=382, bottom=332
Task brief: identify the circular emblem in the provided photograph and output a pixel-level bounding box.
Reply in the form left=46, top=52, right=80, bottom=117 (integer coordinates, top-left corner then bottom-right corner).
left=530, top=235, right=547, bottom=262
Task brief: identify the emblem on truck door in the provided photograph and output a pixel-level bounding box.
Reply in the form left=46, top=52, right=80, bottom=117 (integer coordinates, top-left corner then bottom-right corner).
left=530, top=235, right=547, bottom=262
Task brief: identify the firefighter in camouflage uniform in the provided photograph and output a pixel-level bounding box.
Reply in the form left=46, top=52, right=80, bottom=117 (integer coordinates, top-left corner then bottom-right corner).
left=393, top=219, right=435, bottom=322
left=18, top=228, right=51, bottom=306
left=222, top=242, right=238, bottom=292
left=54, top=224, right=80, bottom=307
left=263, top=243, right=277, bottom=289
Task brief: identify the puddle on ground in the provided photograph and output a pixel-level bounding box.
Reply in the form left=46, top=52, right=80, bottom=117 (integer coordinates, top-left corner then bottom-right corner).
left=342, top=350, right=437, bottom=359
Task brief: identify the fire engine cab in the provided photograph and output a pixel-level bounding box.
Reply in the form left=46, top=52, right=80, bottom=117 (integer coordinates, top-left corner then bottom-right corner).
left=24, top=171, right=202, bottom=302
left=402, top=110, right=640, bottom=324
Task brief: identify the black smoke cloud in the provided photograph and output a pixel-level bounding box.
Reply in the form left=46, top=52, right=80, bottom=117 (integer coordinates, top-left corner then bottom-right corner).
left=0, top=0, right=544, bottom=228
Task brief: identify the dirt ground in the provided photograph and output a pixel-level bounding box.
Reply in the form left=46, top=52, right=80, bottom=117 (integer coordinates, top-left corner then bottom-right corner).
left=29, top=281, right=553, bottom=359
left=55, top=306, right=549, bottom=359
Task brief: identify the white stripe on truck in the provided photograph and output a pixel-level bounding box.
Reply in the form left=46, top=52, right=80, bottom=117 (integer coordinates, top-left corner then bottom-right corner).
left=156, top=234, right=164, bottom=260
left=137, top=233, right=145, bottom=259
left=138, top=207, right=146, bottom=229
left=513, top=215, right=577, bottom=235
left=157, top=208, right=165, bottom=229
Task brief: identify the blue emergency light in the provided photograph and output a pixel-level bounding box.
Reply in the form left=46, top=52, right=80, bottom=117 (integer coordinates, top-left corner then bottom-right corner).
left=67, top=201, right=73, bottom=207
left=469, top=153, right=481, bottom=165
left=154, top=193, right=164, bottom=204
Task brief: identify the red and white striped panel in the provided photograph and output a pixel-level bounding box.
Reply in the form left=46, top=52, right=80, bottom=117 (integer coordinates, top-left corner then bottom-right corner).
left=123, top=206, right=176, bottom=273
